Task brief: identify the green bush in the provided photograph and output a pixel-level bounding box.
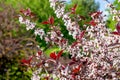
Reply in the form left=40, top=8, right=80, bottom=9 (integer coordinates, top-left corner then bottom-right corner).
left=0, top=2, right=39, bottom=80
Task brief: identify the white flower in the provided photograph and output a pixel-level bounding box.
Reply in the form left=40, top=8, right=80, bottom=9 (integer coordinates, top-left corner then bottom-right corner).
left=25, top=19, right=30, bottom=26
left=26, top=22, right=36, bottom=30
left=44, top=37, right=50, bottom=43
left=19, top=15, right=36, bottom=30
left=61, top=66, right=68, bottom=76
left=44, top=63, right=49, bottom=67
left=31, top=68, right=42, bottom=80
left=19, top=15, right=24, bottom=24
left=34, top=29, right=45, bottom=39
left=83, top=45, right=89, bottom=52
left=62, top=13, right=69, bottom=20
left=49, top=0, right=56, bottom=9
left=72, top=31, right=78, bottom=39
left=118, top=0, right=120, bottom=3
left=112, top=9, right=117, bottom=14
left=52, top=74, right=57, bottom=79
left=31, top=74, right=40, bottom=80
left=50, top=31, right=57, bottom=39
left=60, top=77, right=67, bottom=80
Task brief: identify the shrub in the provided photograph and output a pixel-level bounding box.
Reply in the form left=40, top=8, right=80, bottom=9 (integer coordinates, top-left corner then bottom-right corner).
left=19, top=0, right=120, bottom=80
left=0, top=2, right=39, bottom=80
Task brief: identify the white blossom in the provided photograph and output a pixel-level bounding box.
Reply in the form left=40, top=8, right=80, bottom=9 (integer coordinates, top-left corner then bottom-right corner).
left=34, top=29, right=45, bottom=39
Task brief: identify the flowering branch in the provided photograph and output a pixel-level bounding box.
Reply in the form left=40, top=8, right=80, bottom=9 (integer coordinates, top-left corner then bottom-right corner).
left=18, top=0, right=120, bottom=80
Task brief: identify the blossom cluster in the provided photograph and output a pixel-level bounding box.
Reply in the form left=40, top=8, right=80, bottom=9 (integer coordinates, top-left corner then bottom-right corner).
left=19, top=0, right=120, bottom=80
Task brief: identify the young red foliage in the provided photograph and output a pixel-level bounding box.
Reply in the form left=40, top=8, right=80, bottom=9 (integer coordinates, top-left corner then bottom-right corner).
left=60, top=38, right=67, bottom=44
left=79, top=15, right=86, bottom=20
left=116, top=21, right=120, bottom=33
left=20, top=8, right=35, bottom=18
left=57, top=50, right=64, bottom=59
left=89, top=11, right=102, bottom=18
left=72, top=64, right=82, bottom=74
left=20, top=8, right=31, bottom=16
left=20, top=9, right=25, bottom=13
left=76, top=30, right=85, bottom=41
left=88, top=20, right=97, bottom=26
left=69, top=61, right=76, bottom=65
left=29, top=13, right=35, bottom=18
left=61, top=65, right=65, bottom=69
left=41, top=17, right=54, bottom=25
left=71, top=41, right=80, bottom=48
left=112, top=22, right=120, bottom=36
left=21, top=56, right=33, bottom=66
left=111, top=32, right=120, bottom=35
left=41, top=21, right=50, bottom=24
left=50, top=52, right=57, bottom=60
left=38, top=50, right=42, bottom=55
left=70, top=4, right=77, bottom=14
left=50, top=50, right=64, bottom=60
left=49, top=16, right=54, bottom=25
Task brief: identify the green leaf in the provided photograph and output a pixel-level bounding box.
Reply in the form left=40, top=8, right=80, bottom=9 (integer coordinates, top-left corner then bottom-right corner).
left=45, top=47, right=60, bottom=56
left=16, top=72, right=21, bottom=76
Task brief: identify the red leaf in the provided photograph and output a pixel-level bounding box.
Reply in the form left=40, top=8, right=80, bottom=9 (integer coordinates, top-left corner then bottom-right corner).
left=27, top=56, right=33, bottom=62
left=50, top=50, right=64, bottom=60
left=38, top=51, right=42, bottom=55
left=49, top=17, right=54, bottom=25
left=70, top=4, right=77, bottom=14
left=72, top=57, right=77, bottom=62
left=89, top=11, right=102, bottom=18
left=50, top=52, right=57, bottom=60
left=111, top=32, right=120, bottom=35
left=79, top=15, right=86, bottom=20
left=71, top=41, right=80, bottom=48
left=76, top=31, right=85, bottom=41
left=20, top=8, right=33, bottom=17
left=72, top=75, right=76, bottom=79
left=61, top=65, right=65, bottom=69
left=54, top=38, right=59, bottom=42
left=80, top=30, right=85, bottom=38
left=69, top=61, right=75, bottom=65
left=20, top=9, right=25, bottom=13
left=88, top=20, right=97, bottom=26
left=72, top=64, right=82, bottom=74
left=71, top=4, right=77, bottom=10
left=24, top=8, right=31, bottom=16
left=29, top=12, right=35, bottom=18
left=57, top=50, right=64, bottom=59
left=21, top=59, right=28, bottom=64
left=71, top=11, right=75, bottom=14
left=116, top=21, right=120, bottom=33
left=41, top=16, right=54, bottom=25
left=60, top=39, right=67, bottom=44
left=21, top=56, right=33, bottom=65
left=41, top=21, right=49, bottom=24
left=72, top=68, right=79, bottom=74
